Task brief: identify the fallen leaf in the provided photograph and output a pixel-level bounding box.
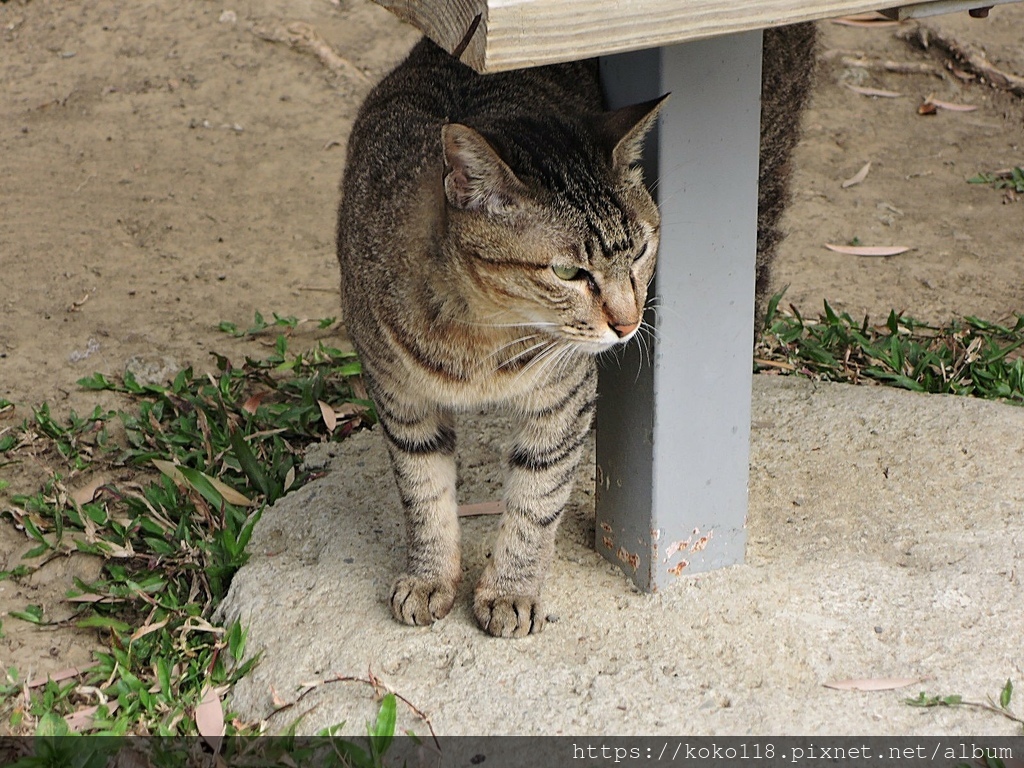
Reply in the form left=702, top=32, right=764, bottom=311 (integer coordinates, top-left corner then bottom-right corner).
left=65, top=705, right=99, bottom=732
left=845, top=85, right=903, bottom=98
left=130, top=617, right=170, bottom=642
left=270, top=685, right=289, bottom=708
left=918, top=101, right=938, bottom=116
left=28, top=663, right=100, bottom=688
left=318, top=399, right=337, bottom=432
left=825, top=244, right=910, bottom=257
left=241, top=390, right=270, bottom=415
left=195, top=685, right=225, bottom=750
left=457, top=501, right=505, bottom=517
left=152, top=459, right=186, bottom=485
left=65, top=700, right=120, bottom=732
left=824, top=677, right=919, bottom=691
left=333, top=402, right=367, bottom=419
left=66, top=593, right=117, bottom=604
left=842, top=162, right=872, bottom=188
left=206, top=476, right=252, bottom=507
left=71, top=475, right=110, bottom=506
left=927, top=97, right=978, bottom=112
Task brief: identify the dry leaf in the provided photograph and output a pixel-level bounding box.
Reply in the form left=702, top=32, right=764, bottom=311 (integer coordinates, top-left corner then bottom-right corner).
left=824, top=677, right=919, bottom=691
left=825, top=244, right=910, bottom=257
left=842, top=162, right=872, bottom=188
left=62, top=700, right=119, bottom=732
left=241, top=390, right=270, bottom=415
left=927, top=97, right=978, bottom=112
left=270, top=685, right=289, bottom=708
left=333, top=402, right=367, bottom=419
left=207, top=476, right=252, bottom=507
left=71, top=475, right=109, bottom=506
left=318, top=399, right=337, bottom=432
left=152, top=459, right=186, bottom=485
left=845, top=85, right=903, bottom=98
left=195, top=685, right=225, bottom=749
left=28, top=663, right=100, bottom=688
left=66, top=593, right=116, bottom=604
left=130, top=617, right=170, bottom=642
left=457, top=501, right=506, bottom=517
left=65, top=705, right=100, bottom=732
left=918, top=101, right=938, bottom=116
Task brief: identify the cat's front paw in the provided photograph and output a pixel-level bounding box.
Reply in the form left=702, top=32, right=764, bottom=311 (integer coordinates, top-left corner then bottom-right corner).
left=473, top=590, right=545, bottom=638
left=389, top=574, right=457, bottom=626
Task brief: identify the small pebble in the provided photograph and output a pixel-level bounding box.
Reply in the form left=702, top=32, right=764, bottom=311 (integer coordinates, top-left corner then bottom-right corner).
left=219, top=10, right=237, bottom=24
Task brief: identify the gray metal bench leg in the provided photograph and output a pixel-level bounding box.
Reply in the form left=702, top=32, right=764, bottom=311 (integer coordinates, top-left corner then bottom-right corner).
left=596, top=32, right=763, bottom=591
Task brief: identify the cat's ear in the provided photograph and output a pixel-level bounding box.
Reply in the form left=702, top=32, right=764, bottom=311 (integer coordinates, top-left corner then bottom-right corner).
left=599, top=94, right=670, bottom=171
left=441, top=123, right=526, bottom=214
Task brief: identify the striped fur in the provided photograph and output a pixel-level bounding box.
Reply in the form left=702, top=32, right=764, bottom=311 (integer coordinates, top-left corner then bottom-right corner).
left=336, top=28, right=817, bottom=637
left=337, top=38, right=662, bottom=637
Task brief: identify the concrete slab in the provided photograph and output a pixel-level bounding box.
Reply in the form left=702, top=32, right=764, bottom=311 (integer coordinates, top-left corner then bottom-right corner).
left=217, top=375, right=1024, bottom=736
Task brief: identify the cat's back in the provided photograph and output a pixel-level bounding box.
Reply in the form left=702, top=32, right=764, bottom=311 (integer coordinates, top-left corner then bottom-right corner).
left=339, top=39, right=602, bottom=214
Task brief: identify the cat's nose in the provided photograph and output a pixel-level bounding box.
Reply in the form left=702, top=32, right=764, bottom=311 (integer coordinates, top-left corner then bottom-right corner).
left=610, top=321, right=639, bottom=338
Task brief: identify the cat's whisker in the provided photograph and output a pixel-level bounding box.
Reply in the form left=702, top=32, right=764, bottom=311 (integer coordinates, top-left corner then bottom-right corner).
left=644, top=298, right=682, bottom=321
left=484, top=333, right=542, bottom=363
left=495, top=338, right=552, bottom=372
left=457, top=318, right=560, bottom=330
left=638, top=318, right=662, bottom=344
left=514, top=339, right=567, bottom=384
left=546, top=343, right=582, bottom=382
left=545, top=345, right=580, bottom=385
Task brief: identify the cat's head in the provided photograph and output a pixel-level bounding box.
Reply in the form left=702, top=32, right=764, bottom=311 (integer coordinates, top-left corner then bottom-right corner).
left=439, top=96, right=666, bottom=354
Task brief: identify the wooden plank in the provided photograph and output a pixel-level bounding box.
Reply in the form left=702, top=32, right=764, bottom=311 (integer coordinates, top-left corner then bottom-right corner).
left=880, top=0, right=1020, bottom=18
left=374, top=0, right=1015, bottom=72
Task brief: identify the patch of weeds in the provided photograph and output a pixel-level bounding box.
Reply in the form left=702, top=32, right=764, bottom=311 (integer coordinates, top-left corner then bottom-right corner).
left=756, top=291, right=1024, bottom=405
left=0, top=317, right=374, bottom=736
left=4, top=694, right=405, bottom=767
left=969, top=166, right=1024, bottom=194
left=907, top=679, right=1023, bottom=735
left=217, top=310, right=336, bottom=338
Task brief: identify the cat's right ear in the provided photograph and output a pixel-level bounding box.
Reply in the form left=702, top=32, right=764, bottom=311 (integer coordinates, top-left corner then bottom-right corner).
left=599, top=94, right=670, bottom=171
left=441, top=123, right=526, bottom=214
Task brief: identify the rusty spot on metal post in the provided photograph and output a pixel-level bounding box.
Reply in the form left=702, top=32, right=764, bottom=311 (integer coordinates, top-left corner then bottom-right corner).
left=668, top=560, right=689, bottom=577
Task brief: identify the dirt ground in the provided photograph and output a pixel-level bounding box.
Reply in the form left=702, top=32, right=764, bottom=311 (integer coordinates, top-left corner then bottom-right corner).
left=1, top=0, right=1022, bottom=725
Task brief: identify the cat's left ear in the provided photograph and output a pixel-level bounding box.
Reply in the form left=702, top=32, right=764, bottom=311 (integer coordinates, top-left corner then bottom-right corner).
left=441, top=123, right=527, bottom=214
left=599, top=94, right=670, bottom=171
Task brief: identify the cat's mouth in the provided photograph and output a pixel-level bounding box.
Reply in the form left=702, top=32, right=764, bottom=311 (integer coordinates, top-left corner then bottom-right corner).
left=567, top=326, right=639, bottom=354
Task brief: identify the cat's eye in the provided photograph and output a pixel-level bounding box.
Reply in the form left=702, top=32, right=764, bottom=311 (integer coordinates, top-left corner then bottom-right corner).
left=552, top=264, right=581, bottom=281
left=633, top=243, right=649, bottom=263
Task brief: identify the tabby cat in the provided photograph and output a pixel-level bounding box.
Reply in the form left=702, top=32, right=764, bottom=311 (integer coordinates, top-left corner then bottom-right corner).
left=336, top=26, right=816, bottom=638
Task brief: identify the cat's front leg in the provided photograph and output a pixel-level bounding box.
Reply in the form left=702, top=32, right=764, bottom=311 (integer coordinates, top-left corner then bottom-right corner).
left=475, top=359, right=597, bottom=637
left=377, top=395, right=461, bottom=626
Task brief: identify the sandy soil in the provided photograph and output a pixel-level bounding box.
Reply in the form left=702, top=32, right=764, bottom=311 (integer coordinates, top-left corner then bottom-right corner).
left=1, top=0, right=1022, bottom=726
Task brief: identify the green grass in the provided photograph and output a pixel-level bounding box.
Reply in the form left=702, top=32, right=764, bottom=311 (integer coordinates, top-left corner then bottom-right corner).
left=0, top=315, right=373, bottom=736
left=756, top=293, right=1024, bottom=405
left=908, top=679, right=1023, bottom=739
left=969, top=166, right=1024, bottom=194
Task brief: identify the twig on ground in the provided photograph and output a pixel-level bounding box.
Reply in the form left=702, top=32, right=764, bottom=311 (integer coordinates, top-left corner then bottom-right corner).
left=830, top=53, right=945, bottom=77
left=270, top=671, right=441, bottom=750
left=899, top=25, right=1024, bottom=97
left=252, top=21, right=371, bottom=86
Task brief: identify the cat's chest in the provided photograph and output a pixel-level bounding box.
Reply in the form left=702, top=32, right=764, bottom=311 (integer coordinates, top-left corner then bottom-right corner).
left=387, top=323, right=585, bottom=409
